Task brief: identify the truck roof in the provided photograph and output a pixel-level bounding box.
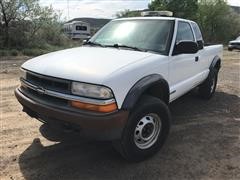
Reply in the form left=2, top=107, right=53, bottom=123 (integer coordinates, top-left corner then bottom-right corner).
left=64, top=21, right=90, bottom=25
left=113, top=16, right=195, bottom=23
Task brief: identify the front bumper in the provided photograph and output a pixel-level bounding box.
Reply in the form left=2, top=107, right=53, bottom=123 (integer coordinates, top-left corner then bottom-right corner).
left=15, top=88, right=129, bottom=140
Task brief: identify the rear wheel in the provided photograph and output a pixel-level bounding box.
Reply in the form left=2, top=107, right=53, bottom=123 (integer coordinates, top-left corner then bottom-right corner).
left=113, top=95, right=171, bottom=162
left=198, top=68, right=218, bottom=99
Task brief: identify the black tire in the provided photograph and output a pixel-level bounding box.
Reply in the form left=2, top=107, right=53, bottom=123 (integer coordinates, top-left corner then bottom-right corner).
left=228, top=47, right=233, bottom=51
left=198, top=68, right=218, bottom=99
left=113, top=95, right=171, bottom=162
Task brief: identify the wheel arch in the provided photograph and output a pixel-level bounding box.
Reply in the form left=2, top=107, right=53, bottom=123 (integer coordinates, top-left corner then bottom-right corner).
left=121, top=74, right=170, bottom=110
left=210, top=56, right=221, bottom=71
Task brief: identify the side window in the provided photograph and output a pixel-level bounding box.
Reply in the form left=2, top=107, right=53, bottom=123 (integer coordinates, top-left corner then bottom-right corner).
left=76, top=26, right=87, bottom=31
left=191, top=22, right=203, bottom=41
left=176, top=22, right=194, bottom=43
left=191, top=22, right=204, bottom=49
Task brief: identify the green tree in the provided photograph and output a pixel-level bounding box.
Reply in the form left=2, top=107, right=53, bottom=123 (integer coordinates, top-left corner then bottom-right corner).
left=0, top=0, right=25, bottom=47
left=0, top=0, right=67, bottom=49
left=148, top=0, right=168, bottom=11
left=197, top=0, right=240, bottom=43
left=116, top=9, right=141, bottom=18
left=149, top=0, right=198, bottom=20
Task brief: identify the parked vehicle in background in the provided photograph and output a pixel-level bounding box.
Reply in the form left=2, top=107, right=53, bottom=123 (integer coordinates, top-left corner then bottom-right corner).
left=228, top=36, right=240, bottom=51
left=64, top=21, right=91, bottom=39
left=15, top=12, right=223, bottom=162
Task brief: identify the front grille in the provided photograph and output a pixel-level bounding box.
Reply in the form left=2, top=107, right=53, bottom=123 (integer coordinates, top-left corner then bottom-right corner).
left=21, top=71, right=71, bottom=107
left=26, top=72, right=71, bottom=94
left=28, top=88, right=68, bottom=106
left=21, top=86, right=69, bottom=107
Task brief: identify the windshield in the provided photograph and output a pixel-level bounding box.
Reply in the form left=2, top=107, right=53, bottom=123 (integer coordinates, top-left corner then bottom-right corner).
left=90, top=19, right=174, bottom=55
left=236, top=36, right=240, bottom=40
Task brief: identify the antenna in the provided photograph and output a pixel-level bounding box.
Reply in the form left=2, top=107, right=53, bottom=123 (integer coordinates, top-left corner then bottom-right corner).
left=67, top=0, right=69, bottom=20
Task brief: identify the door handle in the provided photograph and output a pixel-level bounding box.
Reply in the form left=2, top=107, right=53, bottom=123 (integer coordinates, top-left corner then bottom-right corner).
left=195, top=56, right=199, bottom=62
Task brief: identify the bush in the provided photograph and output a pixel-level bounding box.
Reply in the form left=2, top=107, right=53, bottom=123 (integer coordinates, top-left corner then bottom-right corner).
left=9, top=49, right=19, bottom=56
left=22, top=49, right=48, bottom=56
left=0, top=50, right=8, bottom=57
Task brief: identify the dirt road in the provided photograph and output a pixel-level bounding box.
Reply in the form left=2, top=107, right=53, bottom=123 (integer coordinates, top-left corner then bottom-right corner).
left=0, top=51, right=240, bottom=180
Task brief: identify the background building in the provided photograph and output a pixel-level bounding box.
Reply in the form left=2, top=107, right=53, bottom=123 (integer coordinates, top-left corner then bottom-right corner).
left=64, top=21, right=91, bottom=39
left=64, top=18, right=111, bottom=39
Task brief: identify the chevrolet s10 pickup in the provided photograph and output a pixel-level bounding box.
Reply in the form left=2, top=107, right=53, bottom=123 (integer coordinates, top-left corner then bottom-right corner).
left=15, top=12, right=223, bottom=161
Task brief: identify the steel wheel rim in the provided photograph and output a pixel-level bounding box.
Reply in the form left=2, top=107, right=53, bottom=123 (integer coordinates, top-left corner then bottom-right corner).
left=134, top=113, right=162, bottom=149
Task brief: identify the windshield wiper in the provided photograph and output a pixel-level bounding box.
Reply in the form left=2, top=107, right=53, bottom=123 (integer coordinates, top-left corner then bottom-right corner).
left=106, top=44, right=147, bottom=52
left=84, top=41, right=105, bottom=47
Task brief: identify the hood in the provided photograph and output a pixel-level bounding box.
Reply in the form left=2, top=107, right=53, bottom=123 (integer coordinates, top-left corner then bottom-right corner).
left=22, top=46, right=153, bottom=84
left=230, top=39, right=240, bottom=43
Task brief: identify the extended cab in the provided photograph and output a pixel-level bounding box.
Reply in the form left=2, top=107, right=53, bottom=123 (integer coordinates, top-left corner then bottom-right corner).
left=15, top=15, right=223, bottom=161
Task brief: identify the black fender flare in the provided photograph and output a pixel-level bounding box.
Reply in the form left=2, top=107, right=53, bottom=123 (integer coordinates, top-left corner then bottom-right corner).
left=210, top=56, right=221, bottom=71
left=121, top=74, right=170, bottom=110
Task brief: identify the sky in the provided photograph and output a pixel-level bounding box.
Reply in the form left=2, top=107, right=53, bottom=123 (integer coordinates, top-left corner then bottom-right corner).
left=39, top=0, right=240, bottom=20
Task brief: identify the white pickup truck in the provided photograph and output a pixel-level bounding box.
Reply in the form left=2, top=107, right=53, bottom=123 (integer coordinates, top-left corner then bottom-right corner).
left=15, top=15, right=223, bottom=161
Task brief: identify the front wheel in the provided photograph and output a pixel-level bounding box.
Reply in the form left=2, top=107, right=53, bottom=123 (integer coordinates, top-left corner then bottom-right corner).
left=113, top=95, right=171, bottom=162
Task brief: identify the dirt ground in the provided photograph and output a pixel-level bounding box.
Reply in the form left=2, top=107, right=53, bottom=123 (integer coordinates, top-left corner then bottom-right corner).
left=0, top=50, right=239, bottom=180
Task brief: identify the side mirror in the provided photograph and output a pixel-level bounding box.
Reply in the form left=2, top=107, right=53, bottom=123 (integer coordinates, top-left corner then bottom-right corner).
left=83, top=39, right=88, bottom=44
left=197, top=40, right=204, bottom=50
left=173, top=41, right=198, bottom=55
left=83, top=36, right=91, bottom=45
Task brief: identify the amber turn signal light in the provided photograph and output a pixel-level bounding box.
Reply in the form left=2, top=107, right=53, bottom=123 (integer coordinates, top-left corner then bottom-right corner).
left=71, top=101, right=117, bottom=113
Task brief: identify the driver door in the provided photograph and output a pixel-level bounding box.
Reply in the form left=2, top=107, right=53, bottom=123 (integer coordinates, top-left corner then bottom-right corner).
left=169, top=21, right=199, bottom=101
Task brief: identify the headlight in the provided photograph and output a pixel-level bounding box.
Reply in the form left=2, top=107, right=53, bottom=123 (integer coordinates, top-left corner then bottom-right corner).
left=20, top=68, right=26, bottom=80
left=71, top=82, right=113, bottom=99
